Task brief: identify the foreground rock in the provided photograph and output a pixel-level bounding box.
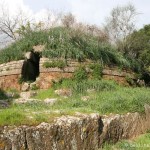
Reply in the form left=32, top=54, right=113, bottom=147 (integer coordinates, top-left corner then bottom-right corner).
left=13, top=98, right=39, bottom=104
left=21, top=83, right=30, bottom=91
left=55, top=89, right=72, bottom=97
left=44, top=98, right=57, bottom=105
left=20, top=91, right=37, bottom=99
left=0, top=105, right=150, bottom=150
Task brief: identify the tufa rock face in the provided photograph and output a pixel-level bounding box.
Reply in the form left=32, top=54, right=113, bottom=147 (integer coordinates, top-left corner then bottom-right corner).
left=0, top=75, right=21, bottom=91
left=1, top=105, right=150, bottom=149
left=0, top=58, right=135, bottom=91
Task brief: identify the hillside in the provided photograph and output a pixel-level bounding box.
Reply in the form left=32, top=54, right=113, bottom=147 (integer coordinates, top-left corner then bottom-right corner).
left=0, top=14, right=150, bottom=150
left=0, top=27, right=129, bottom=67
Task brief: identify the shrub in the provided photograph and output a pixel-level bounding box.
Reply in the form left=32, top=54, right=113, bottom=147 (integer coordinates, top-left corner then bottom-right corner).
left=55, top=79, right=116, bottom=94
left=6, top=89, right=20, bottom=99
left=89, top=63, right=103, bottom=80
left=73, top=66, right=88, bottom=81
left=125, top=75, right=135, bottom=86
left=71, top=80, right=116, bottom=94
left=0, top=89, right=7, bottom=99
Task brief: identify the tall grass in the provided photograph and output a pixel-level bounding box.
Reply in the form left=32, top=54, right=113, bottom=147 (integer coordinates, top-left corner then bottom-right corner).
left=0, top=83, right=150, bottom=126
left=0, top=31, right=48, bottom=64
left=54, top=79, right=116, bottom=94
left=0, top=109, right=28, bottom=126
left=44, top=79, right=150, bottom=114
left=0, top=27, right=130, bottom=68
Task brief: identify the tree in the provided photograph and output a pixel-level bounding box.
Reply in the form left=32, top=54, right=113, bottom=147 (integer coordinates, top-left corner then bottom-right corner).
left=61, top=13, right=76, bottom=28
left=0, top=2, right=31, bottom=42
left=127, top=25, right=150, bottom=66
left=104, top=3, right=138, bottom=51
left=0, top=3, right=18, bottom=40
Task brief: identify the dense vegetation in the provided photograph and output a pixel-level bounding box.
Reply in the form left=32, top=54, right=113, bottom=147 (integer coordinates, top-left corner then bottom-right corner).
left=0, top=3, right=150, bottom=125
left=124, top=25, right=150, bottom=71
left=0, top=27, right=129, bottom=68
left=0, top=24, right=150, bottom=80
left=0, top=22, right=150, bottom=84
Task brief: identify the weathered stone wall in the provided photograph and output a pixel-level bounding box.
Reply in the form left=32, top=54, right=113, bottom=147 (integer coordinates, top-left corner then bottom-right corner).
left=37, top=58, right=134, bottom=88
left=0, top=60, right=24, bottom=90
left=0, top=58, right=134, bottom=90
left=0, top=60, right=24, bottom=76
left=0, top=105, right=150, bottom=150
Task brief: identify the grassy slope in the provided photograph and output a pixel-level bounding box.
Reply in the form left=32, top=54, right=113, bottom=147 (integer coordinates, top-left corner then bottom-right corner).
left=0, top=80, right=150, bottom=126
left=0, top=27, right=129, bottom=68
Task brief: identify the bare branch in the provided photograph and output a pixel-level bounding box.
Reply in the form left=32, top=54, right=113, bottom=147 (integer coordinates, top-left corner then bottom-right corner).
left=104, top=3, right=139, bottom=46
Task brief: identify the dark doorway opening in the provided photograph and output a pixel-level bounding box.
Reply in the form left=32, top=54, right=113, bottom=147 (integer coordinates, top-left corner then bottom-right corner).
left=141, top=72, right=150, bottom=86
left=21, top=51, right=40, bottom=82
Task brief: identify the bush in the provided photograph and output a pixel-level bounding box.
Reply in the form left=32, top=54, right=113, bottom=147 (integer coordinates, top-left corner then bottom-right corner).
left=71, top=80, right=116, bottom=94
left=125, top=75, right=136, bottom=86
left=89, top=63, right=103, bottom=80
left=0, top=89, right=7, bottom=99
left=55, top=79, right=117, bottom=94
left=73, top=66, right=88, bottom=81
left=6, top=89, right=20, bottom=99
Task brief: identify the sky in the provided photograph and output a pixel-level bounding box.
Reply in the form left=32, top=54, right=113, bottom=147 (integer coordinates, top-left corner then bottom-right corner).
left=0, top=0, right=150, bottom=28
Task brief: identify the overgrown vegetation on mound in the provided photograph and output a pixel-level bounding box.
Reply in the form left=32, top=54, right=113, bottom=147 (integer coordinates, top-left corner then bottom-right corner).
left=0, top=27, right=129, bottom=68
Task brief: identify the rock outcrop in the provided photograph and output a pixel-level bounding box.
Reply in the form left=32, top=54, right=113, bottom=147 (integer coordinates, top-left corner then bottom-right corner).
left=0, top=105, right=150, bottom=150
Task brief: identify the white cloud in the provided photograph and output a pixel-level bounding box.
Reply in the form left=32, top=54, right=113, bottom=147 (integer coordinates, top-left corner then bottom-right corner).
left=0, top=0, right=32, bottom=17
left=0, top=0, right=57, bottom=27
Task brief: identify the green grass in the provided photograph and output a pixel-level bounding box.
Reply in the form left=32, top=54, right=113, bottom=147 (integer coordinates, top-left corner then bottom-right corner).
left=43, top=60, right=66, bottom=69
left=33, top=88, right=58, bottom=100
left=32, top=79, right=150, bottom=115
left=54, top=79, right=117, bottom=94
left=47, top=87, right=150, bottom=114
left=102, top=133, right=150, bottom=150
left=0, top=80, right=150, bottom=126
left=0, top=108, right=28, bottom=126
